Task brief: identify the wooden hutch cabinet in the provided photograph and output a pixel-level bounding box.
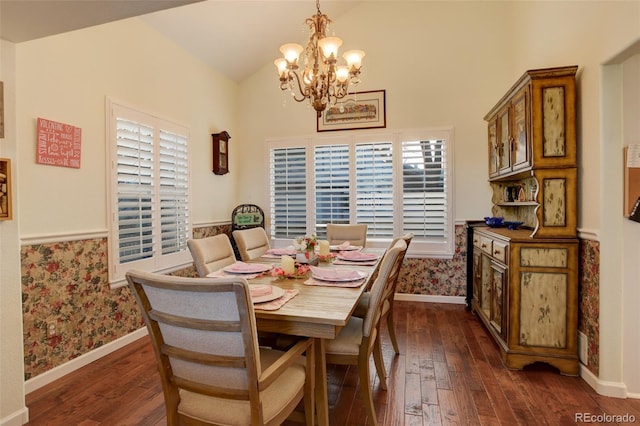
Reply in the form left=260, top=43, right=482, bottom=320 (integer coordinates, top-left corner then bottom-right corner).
left=472, top=66, right=579, bottom=375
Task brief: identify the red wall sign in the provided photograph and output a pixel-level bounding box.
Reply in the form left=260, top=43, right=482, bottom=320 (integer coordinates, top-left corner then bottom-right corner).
left=36, top=117, right=82, bottom=168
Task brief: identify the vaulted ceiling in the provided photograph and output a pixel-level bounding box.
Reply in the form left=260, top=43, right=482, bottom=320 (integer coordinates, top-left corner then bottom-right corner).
left=1, top=0, right=361, bottom=82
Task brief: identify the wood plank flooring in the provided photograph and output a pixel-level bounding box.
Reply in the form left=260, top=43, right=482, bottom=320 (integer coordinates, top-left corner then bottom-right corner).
left=25, top=302, right=640, bottom=425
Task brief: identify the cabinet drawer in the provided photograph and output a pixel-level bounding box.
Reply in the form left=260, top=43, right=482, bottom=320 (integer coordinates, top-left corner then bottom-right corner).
left=479, top=236, right=493, bottom=255
left=473, top=234, right=481, bottom=248
left=492, top=241, right=508, bottom=263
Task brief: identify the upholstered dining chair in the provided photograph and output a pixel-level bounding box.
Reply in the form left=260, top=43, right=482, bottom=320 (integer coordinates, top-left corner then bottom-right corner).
left=233, top=227, right=271, bottom=261
left=354, top=232, right=413, bottom=355
left=126, top=270, right=315, bottom=426
left=187, top=234, right=236, bottom=277
left=326, top=223, right=368, bottom=247
left=324, top=239, right=406, bottom=426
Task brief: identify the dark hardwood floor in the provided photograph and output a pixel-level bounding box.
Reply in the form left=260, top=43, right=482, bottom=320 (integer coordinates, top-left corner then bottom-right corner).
left=25, top=302, right=640, bottom=425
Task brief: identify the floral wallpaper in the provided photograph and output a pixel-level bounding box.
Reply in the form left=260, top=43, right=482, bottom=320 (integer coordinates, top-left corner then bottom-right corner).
left=578, top=239, right=600, bottom=377
left=21, top=238, right=142, bottom=379
left=21, top=225, right=228, bottom=380
left=396, top=224, right=467, bottom=296
left=21, top=223, right=598, bottom=381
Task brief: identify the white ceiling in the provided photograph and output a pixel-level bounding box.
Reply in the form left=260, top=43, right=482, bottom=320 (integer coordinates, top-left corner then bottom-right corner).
left=0, top=0, right=362, bottom=82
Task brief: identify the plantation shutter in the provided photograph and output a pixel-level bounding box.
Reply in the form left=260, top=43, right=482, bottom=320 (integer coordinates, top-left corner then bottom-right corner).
left=158, top=129, right=190, bottom=255
left=270, top=147, right=308, bottom=238
left=116, top=118, right=155, bottom=263
left=402, top=138, right=447, bottom=240
left=355, top=142, right=394, bottom=238
left=314, top=144, right=350, bottom=237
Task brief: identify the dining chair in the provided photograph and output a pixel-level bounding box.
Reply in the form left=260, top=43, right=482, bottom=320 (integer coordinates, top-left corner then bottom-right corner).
left=187, top=234, right=237, bottom=277
left=126, top=270, right=315, bottom=426
left=326, top=223, right=368, bottom=247
left=354, top=232, right=413, bottom=355
left=324, top=239, right=406, bottom=426
left=233, top=227, right=271, bottom=261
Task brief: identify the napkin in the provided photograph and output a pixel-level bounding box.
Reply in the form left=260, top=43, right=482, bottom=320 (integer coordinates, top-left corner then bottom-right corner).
left=338, top=241, right=351, bottom=249
left=250, top=285, right=273, bottom=298
left=266, top=248, right=297, bottom=256
left=228, top=262, right=262, bottom=272
left=309, top=266, right=363, bottom=281
left=338, top=251, right=378, bottom=261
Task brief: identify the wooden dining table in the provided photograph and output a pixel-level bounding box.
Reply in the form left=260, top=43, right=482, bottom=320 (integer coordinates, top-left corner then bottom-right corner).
left=245, top=251, right=383, bottom=426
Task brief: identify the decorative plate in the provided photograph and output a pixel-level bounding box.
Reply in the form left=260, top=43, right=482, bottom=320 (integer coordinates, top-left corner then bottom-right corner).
left=249, top=285, right=285, bottom=303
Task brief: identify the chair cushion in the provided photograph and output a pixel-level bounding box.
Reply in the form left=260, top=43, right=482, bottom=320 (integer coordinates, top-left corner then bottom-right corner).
left=177, top=349, right=306, bottom=425
left=325, top=317, right=364, bottom=356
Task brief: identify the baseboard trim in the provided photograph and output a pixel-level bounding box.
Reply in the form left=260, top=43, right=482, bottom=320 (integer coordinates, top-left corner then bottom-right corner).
left=0, top=407, right=29, bottom=426
left=394, top=293, right=466, bottom=304
left=579, top=363, right=631, bottom=398
left=24, top=328, right=148, bottom=394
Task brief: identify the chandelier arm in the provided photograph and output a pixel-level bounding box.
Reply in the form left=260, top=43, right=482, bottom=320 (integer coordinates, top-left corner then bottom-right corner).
left=288, top=71, right=310, bottom=103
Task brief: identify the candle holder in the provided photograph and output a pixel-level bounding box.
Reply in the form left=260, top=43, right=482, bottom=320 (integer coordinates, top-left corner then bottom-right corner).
left=317, top=253, right=337, bottom=263
left=271, top=264, right=311, bottom=279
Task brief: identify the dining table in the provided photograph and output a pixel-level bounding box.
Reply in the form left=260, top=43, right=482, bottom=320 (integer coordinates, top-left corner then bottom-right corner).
left=238, top=248, right=383, bottom=426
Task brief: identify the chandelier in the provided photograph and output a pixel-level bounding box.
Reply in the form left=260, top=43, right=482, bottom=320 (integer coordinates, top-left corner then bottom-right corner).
left=274, top=0, right=365, bottom=117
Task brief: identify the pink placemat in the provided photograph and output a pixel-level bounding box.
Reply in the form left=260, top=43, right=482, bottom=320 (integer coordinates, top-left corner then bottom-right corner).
left=303, top=277, right=365, bottom=288
left=254, top=289, right=299, bottom=311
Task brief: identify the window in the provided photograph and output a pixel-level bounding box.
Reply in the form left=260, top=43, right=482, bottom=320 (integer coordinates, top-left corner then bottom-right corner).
left=107, top=101, right=192, bottom=288
left=267, top=128, right=454, bottom=257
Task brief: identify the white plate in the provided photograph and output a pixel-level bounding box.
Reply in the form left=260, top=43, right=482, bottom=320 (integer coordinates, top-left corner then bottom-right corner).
left=311, top=270, right=367, bottom=282
left=330, top=245, right=362, bottom=251
left=337, top=253, right=378, bottom=262
left=250, top=285, right=285, bottom=304
left=223, top=263, right=272, bottom=274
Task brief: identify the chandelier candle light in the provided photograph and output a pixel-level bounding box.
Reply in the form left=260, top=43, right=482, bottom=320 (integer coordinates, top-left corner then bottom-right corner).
left=274, top=0, right=365, bottom=117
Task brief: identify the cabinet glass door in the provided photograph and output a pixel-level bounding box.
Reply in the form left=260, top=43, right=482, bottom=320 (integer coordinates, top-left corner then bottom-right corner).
left=497, top=107, right=511, bottom=174
left=488, top=119, right=499, bottom=177
left=512, top=87, right=530, bottom=170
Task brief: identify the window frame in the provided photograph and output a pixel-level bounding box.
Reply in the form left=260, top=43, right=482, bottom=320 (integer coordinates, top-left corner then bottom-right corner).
left=265, top=127, right=455, bottom=258
left=106, top=99, right=193, bottom=288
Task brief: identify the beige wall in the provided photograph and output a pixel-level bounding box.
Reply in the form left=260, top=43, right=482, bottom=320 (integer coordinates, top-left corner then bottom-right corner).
left=1, top=39, right=28, bottom=426
left=16, top=18, right=240, bottom=237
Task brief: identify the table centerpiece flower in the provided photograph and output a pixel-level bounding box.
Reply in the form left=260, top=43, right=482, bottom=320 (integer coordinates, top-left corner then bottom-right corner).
left=292, top=233, right=318, bottom=263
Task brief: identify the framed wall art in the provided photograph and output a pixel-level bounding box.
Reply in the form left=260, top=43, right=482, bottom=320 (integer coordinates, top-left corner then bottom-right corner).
left=317, top=90, right=386, bottom=132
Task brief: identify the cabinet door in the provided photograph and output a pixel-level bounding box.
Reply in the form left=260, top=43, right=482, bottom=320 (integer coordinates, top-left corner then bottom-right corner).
left=490, top=261, right=507, bottom=340
left=530, top=75, right=576, bottom=168
left=488, top=118, right=499, bottom=177
left=480, top=253, right=492, bottom=316
left=497, top=106, right=511, bottom=174
left=511, top=87, right=530, bottom=171
left=534, top=168, right=577, bottom=238
left=473, top=249, right=482, bottom=304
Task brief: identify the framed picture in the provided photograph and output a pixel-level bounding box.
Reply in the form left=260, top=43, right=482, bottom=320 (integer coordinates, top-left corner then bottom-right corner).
left=317, top=90, right=386, bottom=132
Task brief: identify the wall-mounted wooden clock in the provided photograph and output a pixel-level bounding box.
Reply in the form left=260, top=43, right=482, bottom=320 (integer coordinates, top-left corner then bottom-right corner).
left=212, top=131, right=230, bottom=175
